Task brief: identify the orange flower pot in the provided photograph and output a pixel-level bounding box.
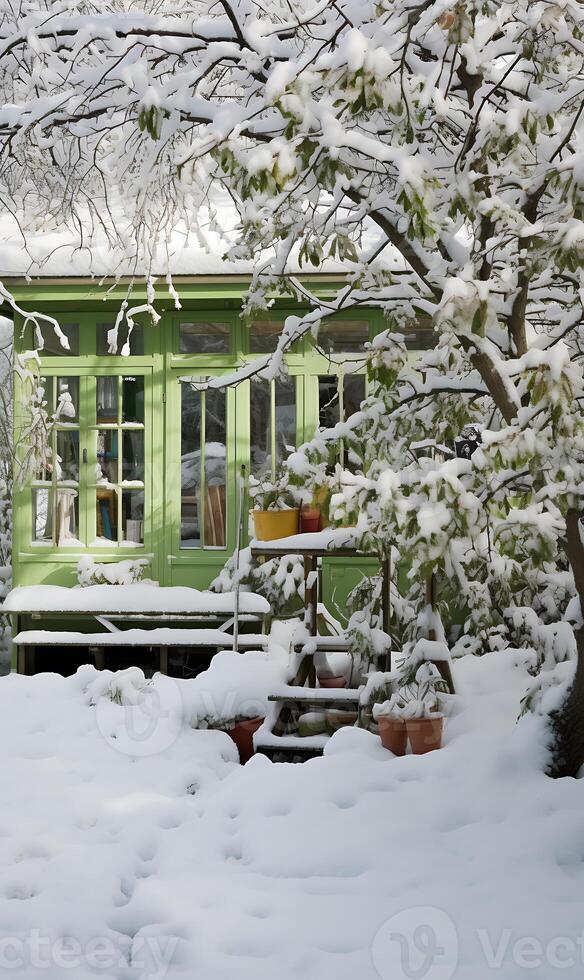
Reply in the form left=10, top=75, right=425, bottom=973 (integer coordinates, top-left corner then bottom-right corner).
left=300, top=507, right=321, bottom=533
left=228, top=716, right=264, bottom=764
left=317, top=674, right=347, bottom=689
left=378, top=716, right=407, bottom=756
left=405, top=716, right=444, bottom=754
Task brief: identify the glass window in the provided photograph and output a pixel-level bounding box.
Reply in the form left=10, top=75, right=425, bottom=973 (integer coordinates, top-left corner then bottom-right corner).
left=343, top=374, right=366, bottom=418
left=122, top=430, right=144, bottom=482
left=35, top=322, right=79, bottom=356
left=319, top=374, right=365, bottom=431
left=180, top=383, right=226, bottom=549
left=32, top=486, right=79, bottom=545
left=96, top=488, right=118, bottom=541
left=97, top=321, right=144, bottom=356
left=97, top=430, right=118, bottom=484
left=122, top=490, right=144, bottom=544
left=404, top=327, right=434, bottom=350
left=318, top=376, right=340, bottom=430
left=179, top=321, right=230, bottom=354
left=250, top=320, right=282, bottom=353
left=32, top=488, right=53, bottom=543
left=318, top=372, right=366, bottom=470
left=122, top=376, right=144, bottom=423
left=97, top=377, right=118, bottom=424
left=32, top=375, right=83, bottom=546
left=30, top=372, right=148, bottom=549
left=56, top=377, right=79, bottom=422
left=318, top=320, right=369, bottom=355
left=56, top=430, right=79, bottom=482
left=91, top=375, right=146, bottom=546
left=250, top=381, right=271, bottom=478
left=250, top=377, right=296, bottom=479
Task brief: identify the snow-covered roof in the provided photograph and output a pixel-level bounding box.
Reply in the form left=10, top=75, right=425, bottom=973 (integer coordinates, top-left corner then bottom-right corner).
left=0, top=192, right=404, bottom=280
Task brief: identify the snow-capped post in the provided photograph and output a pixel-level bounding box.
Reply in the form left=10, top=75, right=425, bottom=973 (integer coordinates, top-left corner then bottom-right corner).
left=232, top=464, right=247, bottom=655
left=0, top=0, right=584, bottom=771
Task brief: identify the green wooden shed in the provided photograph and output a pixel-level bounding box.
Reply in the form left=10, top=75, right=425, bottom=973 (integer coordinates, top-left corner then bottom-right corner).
left=6, top=268, right=431, bottom=634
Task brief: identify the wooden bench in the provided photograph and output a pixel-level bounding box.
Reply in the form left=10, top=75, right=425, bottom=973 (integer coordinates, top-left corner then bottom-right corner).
left=3, top=584, right=270, bottom=675
left=14, top=628, right=269, bottom=674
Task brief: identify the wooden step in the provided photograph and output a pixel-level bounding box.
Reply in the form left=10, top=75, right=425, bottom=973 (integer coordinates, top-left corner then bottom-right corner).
left=267, top=687, right=361, bottom=705
left=254, top=730, right=329, bottom=756
left=293, top=636, right=350, bottom=652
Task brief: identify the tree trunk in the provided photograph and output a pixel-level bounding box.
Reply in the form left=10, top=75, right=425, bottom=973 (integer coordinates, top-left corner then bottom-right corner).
left=548, top=626, right=584, bottom=778
left=548, top=509, right=584, bottom=778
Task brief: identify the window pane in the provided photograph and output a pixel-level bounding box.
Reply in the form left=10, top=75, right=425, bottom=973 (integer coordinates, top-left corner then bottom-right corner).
left=97, top=377, right=118, bottom=423
left=122, top=376, right=144, bottom=424
left=181, top=384, right=201, bottom=548
left=275, top=376, right=296, bottom=467
left=32, top=488, right=53, bottom=542
left=404, top=328, right=434, bottom=350
left=56, top=377, right=79, bottom=422
left=318, top=320, right=368, bottom=354
left=96, top=430, right=118, bottom=483
left=343, top=374, right=366, bottom=418
left=204, top=389, right=226, bottom=548
left=56, top=430, right=79, bottom=482
left=96, top=488, right=118, bottom=542
left=97, top=321, right=144, bottom=356
left=250, top=320, right=281, bottom=353
left=122, top=430, right=144, bottom=482
left=179, top=322, right=230, bottom=354
left=180, top=385, right=227, bottom=549
left=250, top=380, right=271, bottom=479
left=122, top=490, right=144, bottom=544
left=37, top=322, right=79, bottom=356
left=319, top=376, right=340, bottom=430
left=54, top=489, right=79, bottom=545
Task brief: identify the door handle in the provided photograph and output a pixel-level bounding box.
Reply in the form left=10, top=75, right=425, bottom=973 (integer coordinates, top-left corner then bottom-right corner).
left=82, top=448, right=88, bottom=464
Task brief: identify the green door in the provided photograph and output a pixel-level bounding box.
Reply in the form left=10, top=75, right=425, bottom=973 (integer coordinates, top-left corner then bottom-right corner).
left=163, top=370, right=238, bottom=589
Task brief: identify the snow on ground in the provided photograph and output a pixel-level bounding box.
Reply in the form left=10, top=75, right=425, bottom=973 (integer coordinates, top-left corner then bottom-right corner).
left=0, top=649, right=583, bottom=979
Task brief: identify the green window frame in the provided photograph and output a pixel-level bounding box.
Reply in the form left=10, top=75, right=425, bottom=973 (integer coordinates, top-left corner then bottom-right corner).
left=19, top=366, right=154, bottom=556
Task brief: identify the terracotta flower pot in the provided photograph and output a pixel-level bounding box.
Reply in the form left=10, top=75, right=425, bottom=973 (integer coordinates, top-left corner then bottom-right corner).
left=300, top=507, right=321, bottom=534
left=317, top=674, right=347, bottom=689
left=325, top=708, right=358, bottom=731
left=252, top=508, right=299, bottom=541
left=405, top=715, right=444, bottom=754
left=378, top=716, right=407, bottom=756
left=228, top=716, right=264, bottom=764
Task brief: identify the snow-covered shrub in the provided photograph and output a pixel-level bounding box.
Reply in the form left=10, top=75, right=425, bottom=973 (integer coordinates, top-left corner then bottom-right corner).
left=520, top=660, right=576, bottom=719
left=77, top=556, right=151, bottom=587
left=249, top=467, right=297, bottom=512
left=375, top=662, right=448, bottom=721
left=211, top=545, right=304, bottom=619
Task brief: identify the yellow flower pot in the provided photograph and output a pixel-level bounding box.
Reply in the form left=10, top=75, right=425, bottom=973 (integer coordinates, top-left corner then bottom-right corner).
left=252, top=508, right=299, bottom=541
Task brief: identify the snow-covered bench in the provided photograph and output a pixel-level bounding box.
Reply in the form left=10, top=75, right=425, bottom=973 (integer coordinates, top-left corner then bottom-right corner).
left=2, top=584, right=269, bottom=620
left=3, top=584, right=270, bottom=674
left=13, top=628, right=269, bottom=674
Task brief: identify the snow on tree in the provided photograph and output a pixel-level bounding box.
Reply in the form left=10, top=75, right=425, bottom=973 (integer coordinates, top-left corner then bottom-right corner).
left=0, top=1, right=584, bottom=772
